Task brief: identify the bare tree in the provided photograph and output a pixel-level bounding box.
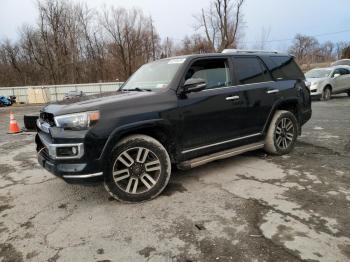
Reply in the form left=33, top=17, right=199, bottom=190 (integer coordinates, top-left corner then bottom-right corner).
left=195, top=0, right=245, bottom=52
left=177, top=34, right=213, bottom=55
left=254, top=27, right=271, bottom=50
left=318, top=41, right=335, bottom=62
left=101, top=7, right=160, bottom=80
left=160, top=37, right=174, bottom=58
left=335, top=41, right=350, bottom=60
left=288, top=34, right=319, bottom=65
left=342, top=46, right=350, bottom=58
left=3, top=0, right=346, bottom=88
left=287, top=34, right=348, bottom=68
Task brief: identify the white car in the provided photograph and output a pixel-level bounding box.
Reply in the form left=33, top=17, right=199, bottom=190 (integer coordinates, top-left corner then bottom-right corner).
left=305, top=66, right=350, bottom=100
left=331, top=59, right=350, bottom=67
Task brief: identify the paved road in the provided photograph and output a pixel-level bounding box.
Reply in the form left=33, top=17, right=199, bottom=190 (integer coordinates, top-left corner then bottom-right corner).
left=0, top=96, right=349, bottom=262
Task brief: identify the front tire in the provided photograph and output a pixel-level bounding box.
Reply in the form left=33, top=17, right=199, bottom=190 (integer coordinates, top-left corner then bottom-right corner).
left=264, top=110, right=298, bottom=155
left=104, top=135, right=171, bottom=203
left=321, top=86, right=332, bottom=101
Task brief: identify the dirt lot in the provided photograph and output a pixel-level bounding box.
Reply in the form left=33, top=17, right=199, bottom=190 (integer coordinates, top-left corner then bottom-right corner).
left=1, top=96, right=350, bottom=262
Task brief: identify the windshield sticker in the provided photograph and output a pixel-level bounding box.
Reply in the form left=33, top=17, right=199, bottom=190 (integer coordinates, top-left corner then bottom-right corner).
left=168, top=58, right=186, bottom=64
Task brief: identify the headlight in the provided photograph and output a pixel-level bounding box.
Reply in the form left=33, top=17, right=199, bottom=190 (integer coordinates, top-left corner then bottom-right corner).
left=54, top=111, right=100, bottom=130
left=310, top=82, right=319, bottom=89
left=304, top=81, right=311, bottom=89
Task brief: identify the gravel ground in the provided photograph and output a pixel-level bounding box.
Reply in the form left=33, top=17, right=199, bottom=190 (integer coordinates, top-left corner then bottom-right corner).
left=0, top=95, right=349, bottom=262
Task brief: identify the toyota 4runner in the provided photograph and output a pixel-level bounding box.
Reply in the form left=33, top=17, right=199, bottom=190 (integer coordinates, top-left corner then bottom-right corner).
left=36, top=49, right=312, bottom=202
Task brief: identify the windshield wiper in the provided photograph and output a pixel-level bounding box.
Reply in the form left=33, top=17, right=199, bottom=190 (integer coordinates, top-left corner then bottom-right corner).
left=123, top=87, right=152, bottom=92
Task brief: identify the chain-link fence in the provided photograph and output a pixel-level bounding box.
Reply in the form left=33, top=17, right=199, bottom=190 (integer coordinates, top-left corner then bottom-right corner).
left=0, top=82, right=124, bottom=104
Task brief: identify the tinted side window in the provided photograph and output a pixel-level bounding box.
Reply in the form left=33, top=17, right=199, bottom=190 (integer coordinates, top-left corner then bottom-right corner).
left=332, top=69, right=341, bottom=77
left=234, top=57, right=272, bottom=85
left=269, top=56, right=304, bottom=80
left=185, top=59, right=232, bottom=89
left=339, top=68, right=350, bottom=75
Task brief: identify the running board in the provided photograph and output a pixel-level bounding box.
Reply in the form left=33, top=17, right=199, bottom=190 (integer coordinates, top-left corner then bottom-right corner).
left=177, top=142, right=265, bottom=170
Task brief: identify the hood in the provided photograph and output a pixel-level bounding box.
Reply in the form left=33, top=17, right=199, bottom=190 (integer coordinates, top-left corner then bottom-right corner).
left=306, top=77, right=328, bottom=84
left=42, top=91, right=154, bottom=116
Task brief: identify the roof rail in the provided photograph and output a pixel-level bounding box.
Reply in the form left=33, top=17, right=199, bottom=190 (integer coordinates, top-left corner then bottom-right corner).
left=222, top=49, right=280, bottom=54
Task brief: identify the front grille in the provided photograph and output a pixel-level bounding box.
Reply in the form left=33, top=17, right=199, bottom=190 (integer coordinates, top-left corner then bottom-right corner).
left=40, top=112, right=55, bottom=126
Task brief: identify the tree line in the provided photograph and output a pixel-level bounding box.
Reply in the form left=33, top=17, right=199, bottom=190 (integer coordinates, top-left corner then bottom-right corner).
left=0, top=0, right=349, bottom=87
left=288, top=34, right=350, bottom=67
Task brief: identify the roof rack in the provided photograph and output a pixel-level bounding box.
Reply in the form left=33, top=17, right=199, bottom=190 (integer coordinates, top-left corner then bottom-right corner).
left=222, top=49, right=280, bottom=54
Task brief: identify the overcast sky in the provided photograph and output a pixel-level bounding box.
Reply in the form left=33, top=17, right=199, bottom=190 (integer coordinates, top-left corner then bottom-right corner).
left=1, top=0, right=349, bottom=50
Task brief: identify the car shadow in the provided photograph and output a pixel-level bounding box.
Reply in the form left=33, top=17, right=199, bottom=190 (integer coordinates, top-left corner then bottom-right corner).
left=312, top=94, right=349, bottom=102
left=52, top=149, right=267, bottom=204
left=330, top=94, right=350, bottom=100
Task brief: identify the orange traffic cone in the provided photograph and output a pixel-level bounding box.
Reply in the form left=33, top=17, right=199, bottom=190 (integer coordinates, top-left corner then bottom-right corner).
left=8, top=111, right=21, bottom=134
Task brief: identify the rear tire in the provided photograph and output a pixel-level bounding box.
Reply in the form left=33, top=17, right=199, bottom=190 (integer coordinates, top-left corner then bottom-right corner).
left=347, top=91, right=350, bottom=97
left=264, top=110, right=298, bottom=155
left=321, top=86, right=332, bottom=101
left=104, top=135, right=171, bottom=203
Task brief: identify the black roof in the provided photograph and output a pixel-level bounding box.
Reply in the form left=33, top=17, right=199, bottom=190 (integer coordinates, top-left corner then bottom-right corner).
left=161, top=51, right=291, bottom=62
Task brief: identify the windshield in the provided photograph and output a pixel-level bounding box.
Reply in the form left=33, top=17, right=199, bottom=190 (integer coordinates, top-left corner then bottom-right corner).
left=305, top=69, right=332, bottom=78
left=121, top=59, right=185, bottom=91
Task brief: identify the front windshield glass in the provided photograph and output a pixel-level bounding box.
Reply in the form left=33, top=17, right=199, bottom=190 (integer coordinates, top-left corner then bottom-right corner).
left=121, top=58, right=185, bottom=91
left=305, top=69, right=332, bottom=78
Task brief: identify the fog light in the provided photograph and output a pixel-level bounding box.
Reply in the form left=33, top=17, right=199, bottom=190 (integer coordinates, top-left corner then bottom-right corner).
left=56, top=146, right=79, bottom=157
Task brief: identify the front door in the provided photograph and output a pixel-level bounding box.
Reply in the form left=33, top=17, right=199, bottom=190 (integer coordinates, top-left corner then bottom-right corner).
left=337, top=68, right=350, bottom=92
left=178, top=58, right=248, bottom=154
left=333, top=68, right=344, bottom=92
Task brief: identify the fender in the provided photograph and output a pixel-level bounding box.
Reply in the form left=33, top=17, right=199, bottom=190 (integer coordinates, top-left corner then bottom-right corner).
left=262, top=96, right=300, bottom=135
left=322, top=84, right=333, bottom=92
left=98, top=118, right=174, bottom=162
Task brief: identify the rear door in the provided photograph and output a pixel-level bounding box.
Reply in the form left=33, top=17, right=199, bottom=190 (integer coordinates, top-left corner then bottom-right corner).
left=338, top=68, right=350, bottom=91
left=231, top=56, right=278, bottom=134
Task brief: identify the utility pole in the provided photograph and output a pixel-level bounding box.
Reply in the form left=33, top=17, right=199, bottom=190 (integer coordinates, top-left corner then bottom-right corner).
left=150, top=17, right=156, bottom=61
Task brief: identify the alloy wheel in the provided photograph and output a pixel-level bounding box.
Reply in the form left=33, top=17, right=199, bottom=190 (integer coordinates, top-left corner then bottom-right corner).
left=323, top=88, right=331, bottom=100
left=275, top=117, right=295, bottom=150
left=112, top=147, right=161, bottom=194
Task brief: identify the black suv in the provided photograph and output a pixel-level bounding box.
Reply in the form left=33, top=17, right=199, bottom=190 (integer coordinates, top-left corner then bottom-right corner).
left=36, top=50, right=312, bottom=202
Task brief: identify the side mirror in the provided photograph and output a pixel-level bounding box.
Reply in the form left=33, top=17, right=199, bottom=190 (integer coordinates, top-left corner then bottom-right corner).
left=333, top=73, right=341, bottom=78
left=183, top=78, right=206, bottom=94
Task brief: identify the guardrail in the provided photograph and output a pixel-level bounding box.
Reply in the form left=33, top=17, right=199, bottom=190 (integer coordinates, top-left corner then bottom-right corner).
left=0, top=82, right=124, bottom=104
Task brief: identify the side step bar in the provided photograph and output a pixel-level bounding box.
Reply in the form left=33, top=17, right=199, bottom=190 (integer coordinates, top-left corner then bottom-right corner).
left=177, top=142, right=265, bottom=170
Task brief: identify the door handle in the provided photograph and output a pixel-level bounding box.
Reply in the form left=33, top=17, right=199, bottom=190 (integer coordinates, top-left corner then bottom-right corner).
left=226, top=95, right=240, bottom=101
left=267, top=89, right=279, bottom=94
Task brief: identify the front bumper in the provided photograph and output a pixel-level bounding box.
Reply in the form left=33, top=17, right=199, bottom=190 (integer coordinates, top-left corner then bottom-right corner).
left=36, top=133, right=105, bottom=184
left=310, top=93, right=322, bottom=97
left=310, top=88, right=322, bottom=100
left=309, top=84, right=323, bottom=96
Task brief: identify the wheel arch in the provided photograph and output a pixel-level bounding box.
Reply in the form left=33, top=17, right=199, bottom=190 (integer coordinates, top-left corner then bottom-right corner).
left=263, top=98, right=301, bottom=135
left=99, top=119, right=177, bottom=164
left=324, top=84, right=333, bottom=91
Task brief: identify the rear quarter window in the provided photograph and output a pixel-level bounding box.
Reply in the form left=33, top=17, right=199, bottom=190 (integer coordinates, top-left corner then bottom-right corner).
left=269, top=56, right=305, bottom=80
